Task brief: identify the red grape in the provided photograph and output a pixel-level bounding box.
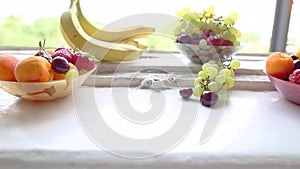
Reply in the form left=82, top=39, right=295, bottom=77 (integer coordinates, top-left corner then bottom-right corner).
left=293, top=59, right=300, bottom=70
left=200, top=91, right=218, bottom=107
left=177, top=34, right=192, bottom=44
left=291, top=55, right=298, bottom=60
left=289, top=69, right=300, bottom=84
left=51, top=56, right=70, bottom=74
left=190, top=39, right=200, bottom=45
left=208, top=38, right=233, bottom=46
left=35, top=51, right=52, bottom=63
left=204, top=29, right=214, bottom=38
left=52, top=47, right=73, bottom=62
left=179, top=88, right=193, bottom=99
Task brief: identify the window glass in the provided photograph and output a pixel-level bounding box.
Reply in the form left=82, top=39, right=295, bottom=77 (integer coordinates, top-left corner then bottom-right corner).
left=0, top=0, right=277, bottom=54
left=287, top=0, right=300, bottom=53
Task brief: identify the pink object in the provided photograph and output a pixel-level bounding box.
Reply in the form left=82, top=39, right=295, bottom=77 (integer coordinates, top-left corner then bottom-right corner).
left=267, top=74, right=300, bottom=105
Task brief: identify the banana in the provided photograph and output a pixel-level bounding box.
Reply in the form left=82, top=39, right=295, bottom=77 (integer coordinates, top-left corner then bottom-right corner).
left=60, top=8, right=142, bottom=61
left=73, top=0, right=155, bottom=43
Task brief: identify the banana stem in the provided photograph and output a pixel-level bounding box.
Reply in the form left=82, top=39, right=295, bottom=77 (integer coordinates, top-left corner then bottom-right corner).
left=69, top=0, right=78, bottom=9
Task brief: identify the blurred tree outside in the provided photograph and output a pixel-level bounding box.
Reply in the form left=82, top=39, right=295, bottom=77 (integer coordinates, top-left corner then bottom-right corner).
left=0, top=16, right=266, bottom=53
left=0, top=16, right=67, bottom=47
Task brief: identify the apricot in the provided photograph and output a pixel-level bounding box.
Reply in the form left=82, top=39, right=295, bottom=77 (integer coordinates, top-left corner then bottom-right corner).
left=14, top=56, right=54, bottom=82
left=0, top=54, right=20, bottom=81
left=266, top=52, right=294, bottom=80
left=46, top=49, right=55, bottom=55
left=53, top=63, right=78, bottom=80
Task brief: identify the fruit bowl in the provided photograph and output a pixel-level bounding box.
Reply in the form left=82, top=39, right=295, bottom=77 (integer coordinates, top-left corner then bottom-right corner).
left=266, top=74, right=300, bottom=105
left=175, top=42, right=242, bottom=64
left=0, top=64, right=96, bottom=102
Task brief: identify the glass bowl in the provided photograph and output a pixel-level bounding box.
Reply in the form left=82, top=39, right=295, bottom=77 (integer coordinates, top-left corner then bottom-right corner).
left=175, top=42, right=242, bottom=64
left=266, top=73, right=300, bottom=105
left=0, top=64, right=97, bottom=102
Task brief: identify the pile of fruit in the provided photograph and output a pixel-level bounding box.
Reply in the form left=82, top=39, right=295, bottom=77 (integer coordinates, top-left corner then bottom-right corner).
left=180, top=59, right=241, bottom=107
left=0, top=43, right=96, bottom=82
left=174, top=6, right=241, bottom=47
left=266, top=51, right=300, bottom=84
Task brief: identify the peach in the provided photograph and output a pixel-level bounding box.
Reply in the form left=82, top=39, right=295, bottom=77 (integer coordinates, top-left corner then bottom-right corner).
left=0, top=54, right=20, bottom=81
left=53, top=63, right=78, bottom=80
left=266, top=52, right=294, bottom=80
left=14, top=56, right=54, bottom=82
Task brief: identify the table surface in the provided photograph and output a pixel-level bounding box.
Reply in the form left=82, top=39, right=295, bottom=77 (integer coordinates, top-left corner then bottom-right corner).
left=0, top=86, right=300, bottom=169
left=0, top=50, right=298, bottom=168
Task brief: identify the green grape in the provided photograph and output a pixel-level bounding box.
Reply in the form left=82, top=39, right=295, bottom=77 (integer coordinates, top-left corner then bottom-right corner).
left=229, top=27, right=237, bottom=35
left=178, top=21, right=187, bottom=29
left=191, top=12, right=199, bottom=20
left=206, top=66, right=218, bottom=78
left=226, top=76, right=235, bottom=89
left=174, top=21, right=187, bottom=35
left=198, top=22, right=207, bottom=30
left=199, top=39, right=207, bottom=46
left=183, top=14, right=192, bottom=22
left=222, top=30, right=236, bottom=42
left=230, top=69, right=235, bottom=77
left=219, top=68, right=232, bottom=77
left=215, top=74, right=226, bottom=84
left=236, top=29, right=242, bottom=38
left=230, top=60, right=241, bottom=69
left=194, top=77, right=207, bottom=86
left=176, top=7, right=190, bottom=17
left=233, top=41, right=240, bottom=46
left=191, top=20, right=201, bottom=28
left=174, top=27, right=183, bottom=36
left=206, top=5, right=216, bottom=16
left=210, top=63, right=220, bottom=71
left=218, top=24, right=227, bottom=31
left=208, top=60, right=217, bottom=64
left=198, top=71, right=209, bottom=79
left=193, top=85, right=205, bottom=97
left=229, top=12, right=238, bottom=22
left=202, top=63, right=211, bottom=71
left=223, top=17, right=234, bottom=25
left=207, top=20, right=217, bottom=33
left=65, top=69, right=79, bottom=79
left=185, top=22, right=196, bottom=34
left=208, top=81, right=220, bottom=92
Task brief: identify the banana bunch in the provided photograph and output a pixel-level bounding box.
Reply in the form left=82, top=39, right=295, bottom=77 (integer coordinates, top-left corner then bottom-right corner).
left=59, top=0, right=155, bottom=61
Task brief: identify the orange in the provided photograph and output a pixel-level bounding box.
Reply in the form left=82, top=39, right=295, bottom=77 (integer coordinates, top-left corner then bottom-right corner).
left=14, top=56, right=54, bottom=82
left=0, top=54, right=20, bottom=81
left=266, top=52, right=294, bottom=80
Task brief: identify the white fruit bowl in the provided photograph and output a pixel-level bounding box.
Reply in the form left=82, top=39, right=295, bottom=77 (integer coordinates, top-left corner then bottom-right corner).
left=0, top=64, right=96, bottom=102
left=175, top=42, right=242, bottom=64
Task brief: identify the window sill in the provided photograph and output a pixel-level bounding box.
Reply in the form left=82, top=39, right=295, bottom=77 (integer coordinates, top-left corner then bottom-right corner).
left=83, top=51, right=274, bottom=91
left=0, top=50, right=300, bottom=168
left=0, top=87, right=299, bottom=169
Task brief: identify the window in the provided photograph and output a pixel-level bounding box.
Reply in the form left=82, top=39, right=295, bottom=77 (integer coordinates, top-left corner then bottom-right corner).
left=0, top=0, right=294, bottom=54
left=288, top=0, right=300, bottom=53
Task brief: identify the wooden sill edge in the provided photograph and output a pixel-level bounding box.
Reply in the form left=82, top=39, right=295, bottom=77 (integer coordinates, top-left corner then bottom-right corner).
left=82, top=73, right=275, bottom=92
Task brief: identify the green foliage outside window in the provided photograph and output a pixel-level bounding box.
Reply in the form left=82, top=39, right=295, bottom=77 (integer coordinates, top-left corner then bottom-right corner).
left=0, top=16, right=264, bottom=52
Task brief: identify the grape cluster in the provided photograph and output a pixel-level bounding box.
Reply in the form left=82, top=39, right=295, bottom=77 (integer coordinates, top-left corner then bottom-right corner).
left=175, top=6, right=241, bottom=47
left=180, top=59, right=240, bottom=107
